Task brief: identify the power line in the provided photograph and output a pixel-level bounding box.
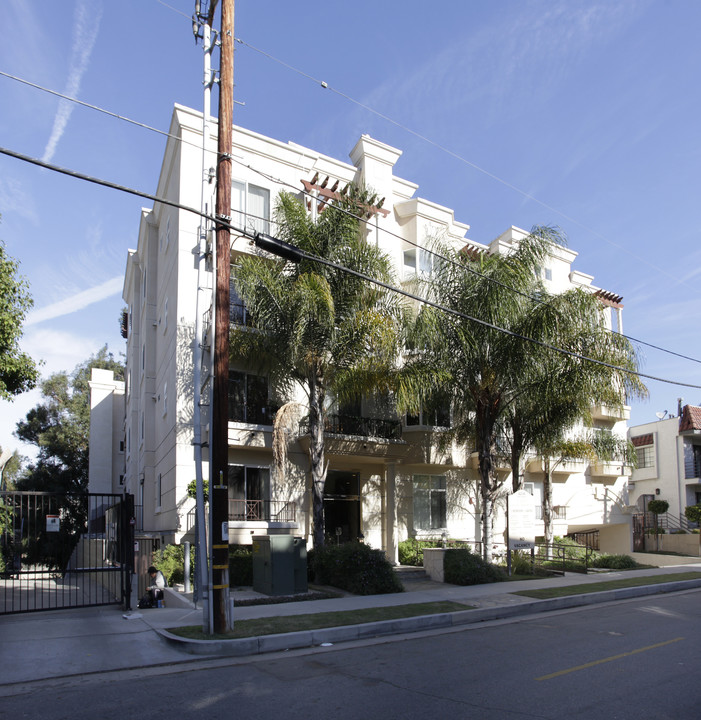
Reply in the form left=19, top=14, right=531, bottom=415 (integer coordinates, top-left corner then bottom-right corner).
left=2, top=66, right=699, bottom=368
left=0, top=62, right=701, bottom=364
left=233, top=37, right=695, bottom=292
left=2, top=142, right=698, bottom=391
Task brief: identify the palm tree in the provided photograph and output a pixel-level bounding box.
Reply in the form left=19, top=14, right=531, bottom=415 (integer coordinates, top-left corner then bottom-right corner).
left=401, top=226, right=646, bottom=562
left=230, top=187, right=405, bottom=549
left=502, top=286, right=646, bottom=547
left=400, top=227, right=560, bottom=561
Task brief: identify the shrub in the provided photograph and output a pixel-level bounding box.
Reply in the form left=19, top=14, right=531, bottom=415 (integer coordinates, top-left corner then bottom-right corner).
left=398, top=538, right=443, bottom=566
left=443, top=548, right=505, bottom=585
left=510, top=550, right=536, bottom=575
left=310, top=542, right=403, bottom=595
left=153, top=543, right=195, bottom=586
left=684, top=504, right=701, bottom=526
left=229, top=545, right=253, bottom=586
left=647, top=499, right=669, bottom=515
left=590, top=553, right=640, bottom=570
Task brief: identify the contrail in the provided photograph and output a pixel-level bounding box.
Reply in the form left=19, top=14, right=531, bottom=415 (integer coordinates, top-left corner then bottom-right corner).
left=42, top=0, right=102, bottom=163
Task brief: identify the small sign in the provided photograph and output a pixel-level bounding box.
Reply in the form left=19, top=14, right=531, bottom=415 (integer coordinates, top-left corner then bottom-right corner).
left=508, top=489, right=535, bottom=550
left=46, top=515, right=60, bottom=533
left=222, top=521, right=229, bottom=541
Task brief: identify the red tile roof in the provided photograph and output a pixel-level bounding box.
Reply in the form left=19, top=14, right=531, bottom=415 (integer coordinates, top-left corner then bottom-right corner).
left=631, top=433, right=653, bottom=447
left=679, top=405, right=701, bottom=432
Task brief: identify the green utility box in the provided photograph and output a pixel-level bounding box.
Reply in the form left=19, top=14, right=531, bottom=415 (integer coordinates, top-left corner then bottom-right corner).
left=252, top=535, right=307, bottom=596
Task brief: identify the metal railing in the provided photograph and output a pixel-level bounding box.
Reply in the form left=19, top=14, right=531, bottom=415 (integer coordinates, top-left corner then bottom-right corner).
left=228, top=500, right=296, bottom=523
left=320, top=414, right=403, bottom=440
left=186, top=500, right=297, bottom=532
left=535, top=506, right=567, bottom=520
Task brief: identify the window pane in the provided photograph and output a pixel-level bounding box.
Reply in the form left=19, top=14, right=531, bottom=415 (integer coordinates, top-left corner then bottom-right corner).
left=228, top=465, right=245, bottom=502
left=248, top=185, right=270, bottom=234
left=228, top=371, right=245, bottom=422
left=246, top=374, right=269, bottom=424
left=231, top=180, right=245, bottom=229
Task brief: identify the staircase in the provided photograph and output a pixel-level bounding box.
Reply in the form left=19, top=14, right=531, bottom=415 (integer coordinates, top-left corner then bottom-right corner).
left=393, top=564, right=433, bottom=590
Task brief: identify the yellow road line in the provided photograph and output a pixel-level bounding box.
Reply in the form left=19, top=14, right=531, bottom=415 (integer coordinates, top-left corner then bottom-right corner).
left=536, top=637, right=684, bottom=681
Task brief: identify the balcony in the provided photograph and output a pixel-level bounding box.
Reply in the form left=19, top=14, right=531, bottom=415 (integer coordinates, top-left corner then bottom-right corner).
left=590, top=404, right=630, bottom=422
left=187, top=500, right=296, bottom=532
left=535, top=506, right=567, bottom=520
left=228, top=499, right=296, bottom=522
left=304, top=414, right=403, bottom=440
left=590, top=460, right=632, bottom=480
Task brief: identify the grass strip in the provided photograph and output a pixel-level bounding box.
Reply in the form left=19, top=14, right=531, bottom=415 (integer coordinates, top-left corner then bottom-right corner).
left=512, top=572, right=701, bottom=599
left=168, top=600, right=473, bottom=640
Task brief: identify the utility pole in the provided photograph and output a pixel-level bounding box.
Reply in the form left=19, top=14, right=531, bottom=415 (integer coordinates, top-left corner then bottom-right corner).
left=211, top=0, right=234, bottom=633
left=192, top=0, right=218, bottom=634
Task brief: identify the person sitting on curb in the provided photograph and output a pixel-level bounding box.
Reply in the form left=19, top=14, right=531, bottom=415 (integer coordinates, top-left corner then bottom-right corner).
left=146, top=565, right=167, bottom=607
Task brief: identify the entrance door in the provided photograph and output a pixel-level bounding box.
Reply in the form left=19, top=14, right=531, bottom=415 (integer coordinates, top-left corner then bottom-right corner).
left=323, top=471, right=361, bottom=543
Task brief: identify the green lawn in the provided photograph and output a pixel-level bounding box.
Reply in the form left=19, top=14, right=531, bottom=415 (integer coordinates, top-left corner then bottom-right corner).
left=512, top=572, right=701, bottom=599
left=168, top=600, right=473, bottom=640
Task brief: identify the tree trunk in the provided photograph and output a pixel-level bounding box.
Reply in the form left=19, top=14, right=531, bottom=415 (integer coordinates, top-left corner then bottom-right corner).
left=543, top=457, right=553, bottom=558
left=510, top=437, right=524, bottom=493
left=477, top=417, right=496, bottom=563
left=309, top=368, right=327, bottom=550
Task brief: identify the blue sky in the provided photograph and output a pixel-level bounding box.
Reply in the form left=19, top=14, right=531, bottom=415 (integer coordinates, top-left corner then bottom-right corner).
left=1, top=0, right=700, bottom=458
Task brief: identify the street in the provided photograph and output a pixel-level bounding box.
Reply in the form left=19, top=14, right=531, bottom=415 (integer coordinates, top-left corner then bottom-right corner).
left=3, top=589, right=701, bottom=720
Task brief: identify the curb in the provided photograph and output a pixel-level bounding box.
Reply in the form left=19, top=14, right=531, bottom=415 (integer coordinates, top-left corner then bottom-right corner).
left=156, top=577, right=701, bottom=657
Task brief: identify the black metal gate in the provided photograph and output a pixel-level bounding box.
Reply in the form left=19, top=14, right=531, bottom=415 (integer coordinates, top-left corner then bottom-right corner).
left=632, top=513, right=645, bottom=552
left=0, top=492, right=134, bottom=614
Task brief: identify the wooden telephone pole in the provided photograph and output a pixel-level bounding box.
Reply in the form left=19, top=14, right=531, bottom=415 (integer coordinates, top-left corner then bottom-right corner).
left=211, top=0, right=234, bottom=634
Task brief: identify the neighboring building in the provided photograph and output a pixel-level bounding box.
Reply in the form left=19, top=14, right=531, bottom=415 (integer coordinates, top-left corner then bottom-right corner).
left=89, top=104, right=635, bottom=560
left=628, top=404, right=701, bottom=523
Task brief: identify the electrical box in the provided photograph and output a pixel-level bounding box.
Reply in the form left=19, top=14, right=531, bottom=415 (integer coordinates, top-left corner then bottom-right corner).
left=252, top=535, right=307, bottom=596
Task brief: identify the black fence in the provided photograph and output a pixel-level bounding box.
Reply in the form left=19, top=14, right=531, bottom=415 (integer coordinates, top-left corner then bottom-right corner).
left=0, top=492, right=134, bottom=614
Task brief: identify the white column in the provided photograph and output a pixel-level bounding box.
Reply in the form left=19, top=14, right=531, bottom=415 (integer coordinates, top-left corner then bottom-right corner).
left=384, top=463, right=398, bottom=565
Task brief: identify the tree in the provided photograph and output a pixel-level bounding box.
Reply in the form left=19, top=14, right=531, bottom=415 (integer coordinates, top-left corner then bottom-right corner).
left=401, top=227, right=560, bottom=561
left=0, top=230, right=39, bottom=399
left=231, top=187, right=405, bottom=549
left=15, top=346, right=124, bottom=494
left=501, top=284, right=645, bottom=547
left=401, top=226, right=645, bottom=562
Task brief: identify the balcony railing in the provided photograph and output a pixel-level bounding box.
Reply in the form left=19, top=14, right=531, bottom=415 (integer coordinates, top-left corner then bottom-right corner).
left=228, top=499, right=296, bottom=523
left=535, top=506, right=567, bottom=520
left=323, top=414, right=403, bottom=440
left=186, top=501, right=296, bottom=531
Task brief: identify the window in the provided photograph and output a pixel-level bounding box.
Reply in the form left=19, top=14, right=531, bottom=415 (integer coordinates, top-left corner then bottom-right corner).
left=162, top=381, right=168, bottom=417
left=232, top=180, right=270, bottom=235
left=228, top=370, right=276, bottom=424
left=631, top=434, right=654, bottom=469
left=635, top=445, right=654, bottom=469
left=403, top=248, right=433, bottom=279
left=229, top=275, right=251, bottom=326
left=163, top=296, right=168, bottom=333
left=406, top=393, right=450, bottom=427
left=228, top=465, right=270, bottom=520
left=156, top=473, right=162, bottom=510
left=413, top=474, right=447, bottom=530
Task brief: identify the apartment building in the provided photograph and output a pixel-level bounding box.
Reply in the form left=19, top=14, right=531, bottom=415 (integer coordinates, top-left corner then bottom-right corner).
left=89, top=104, right=635, bottom=560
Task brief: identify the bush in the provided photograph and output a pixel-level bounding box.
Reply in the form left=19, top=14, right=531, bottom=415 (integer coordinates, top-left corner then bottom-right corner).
left=590, top=553, right=640, bottom=570
left=509, top=550, right=536, bottom=575
left=443, top=548, right=505, bottom=585
left=648, top=499, right=669, bottom=515
left=398, top=538, right=443, bottom=566
left=310, top=542, right=404, bottom=595
left=684, top=504, right=701, bottom=526
left=229, top=545, right=253, bottom=586
left=153, top=544, right=195, bottom=586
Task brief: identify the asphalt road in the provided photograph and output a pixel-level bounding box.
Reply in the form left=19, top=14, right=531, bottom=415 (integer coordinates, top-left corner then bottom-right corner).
left=4, top=589, right=701, bottom=720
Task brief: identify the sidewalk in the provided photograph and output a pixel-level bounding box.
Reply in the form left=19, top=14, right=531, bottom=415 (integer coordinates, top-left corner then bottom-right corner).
left=2, top=560, right=700, bottom=690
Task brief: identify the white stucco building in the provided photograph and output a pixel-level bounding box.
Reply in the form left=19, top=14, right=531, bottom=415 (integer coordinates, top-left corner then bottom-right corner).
left=89, top=104, right=636, bottom=560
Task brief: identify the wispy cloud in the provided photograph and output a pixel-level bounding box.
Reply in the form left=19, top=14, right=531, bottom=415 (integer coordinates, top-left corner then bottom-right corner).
left=26, top=275, right=122, bottom=326
left=42, top=0, right=102, bottom=163
left=0, top=178, right=39, bottom=224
